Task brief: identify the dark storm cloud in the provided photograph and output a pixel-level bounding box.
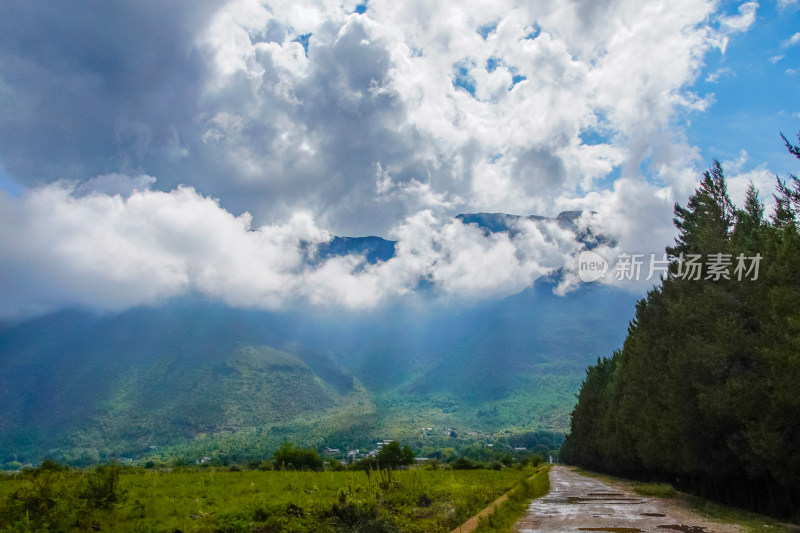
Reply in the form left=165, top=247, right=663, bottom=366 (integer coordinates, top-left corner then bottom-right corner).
left=0, top=1, right=218, bottom=183
left=290, top=21, right=435, bottom=231
left=188, top=18, right=448, bottom=234
left=0, top=3, right=447, bottom=234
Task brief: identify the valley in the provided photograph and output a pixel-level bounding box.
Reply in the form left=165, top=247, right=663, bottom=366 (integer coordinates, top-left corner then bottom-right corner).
left=0, top=281, right=635, bottom=467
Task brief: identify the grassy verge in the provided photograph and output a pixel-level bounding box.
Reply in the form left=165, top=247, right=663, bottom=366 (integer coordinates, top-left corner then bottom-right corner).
left=571, top=467, right=677, bottom=498
left=634, top=482, right=676, bottom=498
left=686, top=495, right=798, bottom=533
left=472, top=464, right=551, bottom=532
left=570, top=466, right=627, bottom=484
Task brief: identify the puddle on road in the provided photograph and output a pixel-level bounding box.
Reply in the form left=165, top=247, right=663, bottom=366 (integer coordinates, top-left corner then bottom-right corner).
left=578, top=527, right=643, bottom=533
left=567, top=496, right=644, bottom=504
left=658, top=525, right=707, bottom=533
left=543, top=498, right=570, bottom=504
left=642, top=513, right=667, bottom=517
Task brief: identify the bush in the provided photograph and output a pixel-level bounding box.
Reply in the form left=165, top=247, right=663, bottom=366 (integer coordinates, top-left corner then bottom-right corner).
left=246, top=459, right=273, bottom=471
left=326, top=460, right=347, bottom=471
left=376, top=442, right=414, bottom=470
left=39, top=459, right=67, bottom=472
left=273, top=443, right=323, bottom=471
left=451, top=457, right=478, bottom=470
left=0, top=471, right=81, bottom=530
left=329, top=502, right=398, bottom=532
left=521, top=454, right=543, bottom=468
left=424, top=459, right=441, bottom=470
left=82, top=464, right=126, bottom=509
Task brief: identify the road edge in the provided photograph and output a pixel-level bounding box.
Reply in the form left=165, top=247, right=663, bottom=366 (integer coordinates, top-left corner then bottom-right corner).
left=449, top=464, right=551, bottom=533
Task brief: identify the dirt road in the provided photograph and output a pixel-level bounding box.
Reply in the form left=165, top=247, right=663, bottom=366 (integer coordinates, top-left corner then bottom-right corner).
left=514, top=465, right=742, bottom=533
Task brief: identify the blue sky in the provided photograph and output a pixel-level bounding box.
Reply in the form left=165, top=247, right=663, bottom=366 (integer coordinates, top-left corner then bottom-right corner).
left=689, top=0, right=799, bottom=179
left=0, top=0, right=798, bottom=318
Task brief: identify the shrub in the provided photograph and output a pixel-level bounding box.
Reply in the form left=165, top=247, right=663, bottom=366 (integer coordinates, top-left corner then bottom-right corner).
left=329, top=502, right=398, bottom=532
left=451, top=457, right=477, bottom=470
left=39, top=459, right=67, bottom=472
left=82, top=465, right=126, bottom=509
left=376, top=442, right=414, bottom=470
left=326, top=460, right=347, bottom=471
left=424, top=459, right=440, bottom=470
left=273, top=443, right=323, bottom=471
left=521, top=454, right=543, bottom=467
left=0, top=471, right=79, bottom=530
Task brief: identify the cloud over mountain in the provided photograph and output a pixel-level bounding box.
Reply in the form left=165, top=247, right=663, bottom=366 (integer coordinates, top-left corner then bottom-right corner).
left=0, top=180, right=588, bottom=318
left=0, top=0, right=765, bottom=318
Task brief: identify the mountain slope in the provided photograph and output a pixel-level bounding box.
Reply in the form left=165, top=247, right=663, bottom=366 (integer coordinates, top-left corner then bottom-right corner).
left=0, top=279, right=635, bottom=464
left=0, top=211, right=637, bottom=464
left=0, top=316, right=367, bottom=463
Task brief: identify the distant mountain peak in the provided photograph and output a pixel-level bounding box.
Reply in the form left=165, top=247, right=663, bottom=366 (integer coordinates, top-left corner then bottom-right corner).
left=314, top=210, right=608, bottom=265
left=316, top=236, right=397, bottom=264
left=455, top=211, right=586, bottom=236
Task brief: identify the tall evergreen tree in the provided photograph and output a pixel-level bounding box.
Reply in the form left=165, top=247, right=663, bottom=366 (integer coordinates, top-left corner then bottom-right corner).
left=563, top=132, right=800, bottom=518
left=772, top=132, right=800, bottom=227
left=668, top=160, right=734, bottom=258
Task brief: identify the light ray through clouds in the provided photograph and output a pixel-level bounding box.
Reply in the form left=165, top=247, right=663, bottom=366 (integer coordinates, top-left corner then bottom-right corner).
left=0, top=0, right=780, bottom=319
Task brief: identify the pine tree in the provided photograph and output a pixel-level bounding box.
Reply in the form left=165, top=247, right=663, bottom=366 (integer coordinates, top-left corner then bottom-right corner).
left=563, top=136, right=800, bottom=517
left=772, top=132, right=800, bottom=227
left=669, top=160, right=734, bottom=258
left=772, top=177, right=796, bottom=227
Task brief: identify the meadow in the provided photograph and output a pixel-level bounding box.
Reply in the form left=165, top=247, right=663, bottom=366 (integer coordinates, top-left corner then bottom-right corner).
left=0, top=464, right=544, bottom=532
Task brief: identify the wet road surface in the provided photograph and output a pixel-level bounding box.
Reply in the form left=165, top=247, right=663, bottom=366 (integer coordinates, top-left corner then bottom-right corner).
left=515, top=466, right=740, bottom=533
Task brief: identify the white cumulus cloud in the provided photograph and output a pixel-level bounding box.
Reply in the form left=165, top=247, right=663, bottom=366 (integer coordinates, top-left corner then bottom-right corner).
left=0, top=179, right=585, bottom=319
left=0, top=0, right=767, bottom=318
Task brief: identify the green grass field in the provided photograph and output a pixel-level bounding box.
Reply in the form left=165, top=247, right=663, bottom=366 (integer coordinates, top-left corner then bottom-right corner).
left=0, top=466, right=539, bottom=532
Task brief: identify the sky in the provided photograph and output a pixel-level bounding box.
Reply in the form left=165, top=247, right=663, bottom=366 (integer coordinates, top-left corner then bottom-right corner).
left=0, top=0, right=798, bottom=319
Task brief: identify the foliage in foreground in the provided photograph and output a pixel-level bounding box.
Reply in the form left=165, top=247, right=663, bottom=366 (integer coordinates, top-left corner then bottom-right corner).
left=0, top=462, right=539, bottom=532
left=561, top=132, right=800, bottom=519
left=0, top=464, right=125, bottom=533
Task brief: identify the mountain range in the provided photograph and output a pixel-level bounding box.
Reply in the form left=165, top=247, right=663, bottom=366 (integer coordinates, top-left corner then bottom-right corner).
left=0, top=212, right=636, bottom=465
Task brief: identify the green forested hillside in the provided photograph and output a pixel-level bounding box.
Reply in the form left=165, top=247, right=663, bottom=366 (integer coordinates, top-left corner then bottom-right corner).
left=0, top=277, right=633, bottom=466
left=0, top=338, right=370, bottom=465
left=561, top=133, right=800, bottom=519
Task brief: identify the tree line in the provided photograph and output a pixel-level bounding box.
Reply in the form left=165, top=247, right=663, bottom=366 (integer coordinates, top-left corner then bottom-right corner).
left=560, top=132, right=800, bottom=519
